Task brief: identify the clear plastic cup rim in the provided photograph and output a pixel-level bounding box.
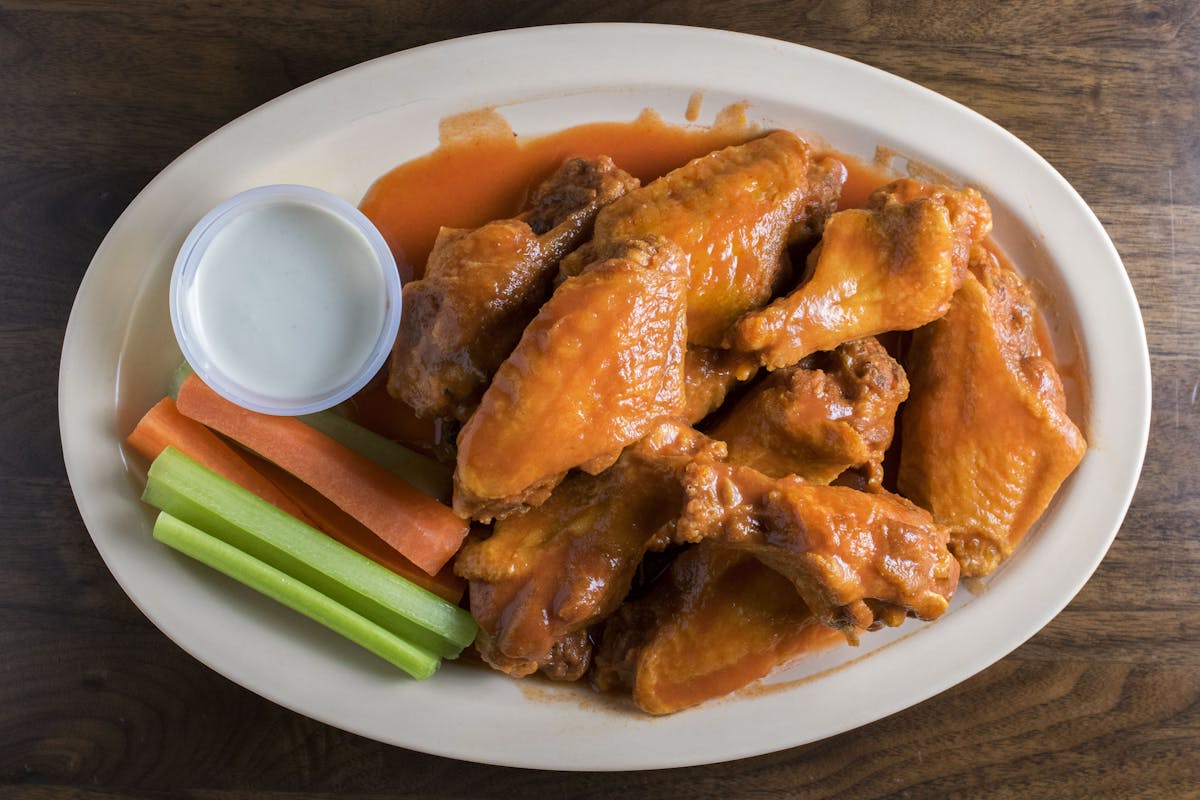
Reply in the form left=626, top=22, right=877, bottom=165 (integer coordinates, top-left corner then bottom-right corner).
left=169, top=184, right=402, bottom=416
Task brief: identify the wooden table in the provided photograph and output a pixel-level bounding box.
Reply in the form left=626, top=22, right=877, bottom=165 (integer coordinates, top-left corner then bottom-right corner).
left=3, top=3, right=1196, bottom=797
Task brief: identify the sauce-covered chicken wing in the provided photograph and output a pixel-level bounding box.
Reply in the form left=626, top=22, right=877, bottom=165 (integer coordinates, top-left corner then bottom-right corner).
left=561, top=131, right=843, bottom=346
left=389, top=157, right=639, bottom=420
left=454, top=422, right=724, bottom=679
left=728, top=179, right=991, bottom=369
left=454, top=459, right=676, bottom=680
left=454, top=235, right=688, bottom=521
left=710, top=336, right=908, bottom=486
left=592, top=544, right=839, bottom=714
left=898, top=248, right=1086, bottom=577
left=679, top=459, right=959, bottom=634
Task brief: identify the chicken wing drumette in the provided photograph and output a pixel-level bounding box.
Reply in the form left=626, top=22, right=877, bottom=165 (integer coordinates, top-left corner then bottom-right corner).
left=710, top=336, right=907, bottom=487
left=728, top=179, right=991, bottom=369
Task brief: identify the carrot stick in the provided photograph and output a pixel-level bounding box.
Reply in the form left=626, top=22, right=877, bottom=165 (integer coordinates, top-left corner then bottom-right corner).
left=175, top=374, right=468, bottom=576
left=244, top=451, right=465, bottom=603
left=126, top=397, right=315, bottom=526
left=129, top=396, right=464, bottom=600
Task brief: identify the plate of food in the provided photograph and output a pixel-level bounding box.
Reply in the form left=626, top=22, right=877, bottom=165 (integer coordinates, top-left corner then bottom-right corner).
left=60, top=24, right=1150, bottom=770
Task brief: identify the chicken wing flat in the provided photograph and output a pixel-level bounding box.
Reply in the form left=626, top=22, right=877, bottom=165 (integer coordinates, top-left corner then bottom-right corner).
left=728, top=179, right=992, bottom=369
left=454, top=235, right=688, bottom=521
left=592, top=544, right=839, bottom=714
left=679, top=458, right=959, bottom=634
left=898, top=248, right=1086, bottom=577
left=388, top=157, right=639, bottom=420
left=561, top=131, right=843, bottom=347
left=710, top=337, right=908, bottom=486
left=454, top=421, right=724, bottom=679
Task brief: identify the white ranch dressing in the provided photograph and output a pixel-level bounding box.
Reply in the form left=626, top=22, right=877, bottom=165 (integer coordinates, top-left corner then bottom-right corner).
left=185, top=200, right=388, bottom=405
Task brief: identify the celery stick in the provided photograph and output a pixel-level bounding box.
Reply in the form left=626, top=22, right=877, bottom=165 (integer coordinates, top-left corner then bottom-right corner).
left=168, top=362, right=450, bottom=502
left=153, top=512, right=440, bottom=679
left=167, top=361, right=194, bottom=400
left=144, top=447, right=476, bottom=658
left=298, top=410, right=452, bottom=502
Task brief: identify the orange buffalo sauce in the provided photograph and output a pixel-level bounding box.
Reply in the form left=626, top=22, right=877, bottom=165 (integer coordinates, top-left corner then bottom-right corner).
left=358, top=104, right=905, bottom=278
left=835, top=153, right=895, bottom=210
left=360, top=109, right=762, bottom=280
left=352, top=111, right=906, bottom=456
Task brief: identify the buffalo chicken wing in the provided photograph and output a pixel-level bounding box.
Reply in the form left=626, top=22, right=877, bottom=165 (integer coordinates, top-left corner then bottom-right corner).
left=710, top=336, right=908, bottom=486
left=898, top=248, right=1086, bottom=576
left=454, top=236, right=688, bottom=521
left=678, top=458, right=959, bottom=634
left=728, top=179, right=991, bottom=368
left=454, top=421, right=725, bottom=679
left=592, top=544, right=839, bottom=714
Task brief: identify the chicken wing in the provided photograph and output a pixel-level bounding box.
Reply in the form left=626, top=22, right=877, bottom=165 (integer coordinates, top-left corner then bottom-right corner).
left=728, top=179, right=992, bottom=369
left=454, top=421, right=724, bottom=679
left=592, top=543, right=839, bottom=714
left=679, top=458, right=959, bottom=634
left=388, top=157, right=639, bottom=420
left=710, top=337, right=908, bottom=486
left=561, top=131, right=843, bottom=346
left=454, top=235, right=688, bottom=521
left=898, top=248, right=1086, bottom=577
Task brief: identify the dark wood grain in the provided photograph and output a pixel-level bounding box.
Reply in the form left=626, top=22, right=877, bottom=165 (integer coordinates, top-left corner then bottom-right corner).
left=2, top=1, right=1197, bottom=798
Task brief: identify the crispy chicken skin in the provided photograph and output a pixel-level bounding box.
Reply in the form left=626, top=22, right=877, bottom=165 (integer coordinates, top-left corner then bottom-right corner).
left=710, top=337, right=908, bottom=486
left=868, top=178, right=993, bottom=269
left=728, top=179, right=992, bottom=369
left=453, top=236, right=688, bottom=522
left=898, top=248, right=1086, bottom=577
left=388, top=157, right=639, bottom=420
left=454, top=421, right=724, bottom=679
left=792, top=156, right=850, bottom=244
left=592, top=544, right=838, bottom=715
left=681, top=346, right=759, bottom=424
left=678, top=458, right=959, bottom=634
left=561, top=131, right=843, bottom=347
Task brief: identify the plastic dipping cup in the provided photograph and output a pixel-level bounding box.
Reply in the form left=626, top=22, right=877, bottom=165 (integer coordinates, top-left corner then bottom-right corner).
left=170, top=185, right=402, bottom=415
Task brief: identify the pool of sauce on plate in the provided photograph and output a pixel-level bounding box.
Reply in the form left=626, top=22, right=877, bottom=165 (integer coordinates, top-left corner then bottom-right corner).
left=360, top=106, right=759, bottom=281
